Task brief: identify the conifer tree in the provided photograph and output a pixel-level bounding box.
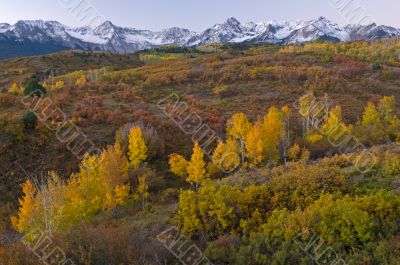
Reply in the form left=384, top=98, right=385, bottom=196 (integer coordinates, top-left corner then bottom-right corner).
left=23, top=76, right=46, bottom=96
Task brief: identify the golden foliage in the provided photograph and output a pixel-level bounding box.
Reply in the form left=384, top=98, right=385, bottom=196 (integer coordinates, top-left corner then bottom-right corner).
left=169, top=153, right=189, bottom=178
left=245, top=121, right=264, bottom=167
left=187, top=143, right=207, bottom=188
left=262, top=107, right=284, bottom=163
left=128, top=127, right=148, bottom=168
left=362, top=102, right=381, bottom=127
left=288, top=144, right=301, bottom=161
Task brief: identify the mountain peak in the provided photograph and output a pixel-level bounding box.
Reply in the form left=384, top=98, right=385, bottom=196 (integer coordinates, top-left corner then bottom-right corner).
left=15, top=20, right=45, bottom=27
left=311, top=16, right=335, bottom=25
left=225, top=17, right=241, bottom=26
left=0, top=23, right=11, bottom=33
left=97, top=20, right=116, bottom=30
left=103, top=20, right=114, bottom=26
left=94, top=20, right=117, bottom=36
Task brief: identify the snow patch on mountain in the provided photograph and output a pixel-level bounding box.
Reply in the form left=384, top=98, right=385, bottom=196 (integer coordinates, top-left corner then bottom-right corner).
left=66, top=28, right=109, bottom=44
left=0, top=23, right=11, bottom=33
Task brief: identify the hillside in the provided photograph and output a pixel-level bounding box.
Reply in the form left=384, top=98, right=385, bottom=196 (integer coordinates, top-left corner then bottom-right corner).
left=1, top=40, right=400, bottom=264
left=0, top=50, right=146, bottom=89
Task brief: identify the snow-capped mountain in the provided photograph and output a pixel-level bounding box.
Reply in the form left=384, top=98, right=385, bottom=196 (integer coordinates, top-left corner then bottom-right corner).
left=1, top=17, right=400, bottom=59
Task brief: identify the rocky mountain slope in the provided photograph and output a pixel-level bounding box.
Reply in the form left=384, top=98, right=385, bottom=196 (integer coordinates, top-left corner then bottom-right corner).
left=1, top=16, right=400, bottom=59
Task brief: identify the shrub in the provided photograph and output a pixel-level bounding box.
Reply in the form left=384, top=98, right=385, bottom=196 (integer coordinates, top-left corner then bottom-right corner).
left=0, top=94, right=16, bottom=107
left=213, top=85, right=234, bottom=98
left=372, top=63, right=381, bottom=72
left=381, top=70, right=397, bottom=80
left=159, top=188, right=180, bottom=203
left=22, top=112, right=38, bottom=130
left=0, top=118, right=25, bottom=153
left=381, top=152, right=400, bottom=178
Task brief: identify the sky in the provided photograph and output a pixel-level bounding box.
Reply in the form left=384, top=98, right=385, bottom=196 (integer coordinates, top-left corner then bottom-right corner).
left=1, top=0, right=400, bottom=31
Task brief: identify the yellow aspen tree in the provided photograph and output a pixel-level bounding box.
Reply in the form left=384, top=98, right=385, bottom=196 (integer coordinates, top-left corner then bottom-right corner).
left=378, top=96, right=396, bottom=123
left=100, top=144, right=129, bottom=190
left=187, top=142, right=207, bottom=189
left=99, top=143, right=130, bottom=210
left=227, top=113, right=250, bottom=163
left=196, top=183, right=234, bottom=236
left=9, top=83, right=22, bottom=95
left=113, top=184, right=130, bottom=207
left=63, top=151, right=126, bottom=228
left=178, top=190, right=201, bottom=237
left=245, top=121, right=264, bottom=167
left=298, top=93, right=315, bottom=136
left=128, top=127, right=148, bottom=168
left=321, top=105, right=349, bottom=146
left=323, top=106, right=343, bottom=131
left=362, top=102, right=381, bottom=126
left=288, top=144, right=301, bottom=161
left=226, top=138, right=240, bottom=155
left=212, top=140, right=240, bottom=172
left=11, top=181, right=38, bottom=234
left=11, top=172, right=66, bottom=236
left=262, top=107, right=284, bottom=163
left=12, top=144, right=132, bottom=236
left=36, top=172, right=66, bottom=236
left=169, top=153, right=189, bottom=178
left=63, top=155, right=104, bottom=227
left=211, top=140, right=226, bottom=173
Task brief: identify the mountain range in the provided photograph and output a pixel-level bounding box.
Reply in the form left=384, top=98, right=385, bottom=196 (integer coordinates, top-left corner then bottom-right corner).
left=1, top=16, right=400, bottom=60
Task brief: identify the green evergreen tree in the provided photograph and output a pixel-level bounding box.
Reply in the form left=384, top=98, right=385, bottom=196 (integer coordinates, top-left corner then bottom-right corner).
left=23, top=112, right=38, bottom=129
left=23, top=76, right=46, bottom=96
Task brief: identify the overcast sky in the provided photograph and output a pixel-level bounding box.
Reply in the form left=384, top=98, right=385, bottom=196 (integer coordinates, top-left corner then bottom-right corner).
left=1, top=0, right=399, bottom=30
